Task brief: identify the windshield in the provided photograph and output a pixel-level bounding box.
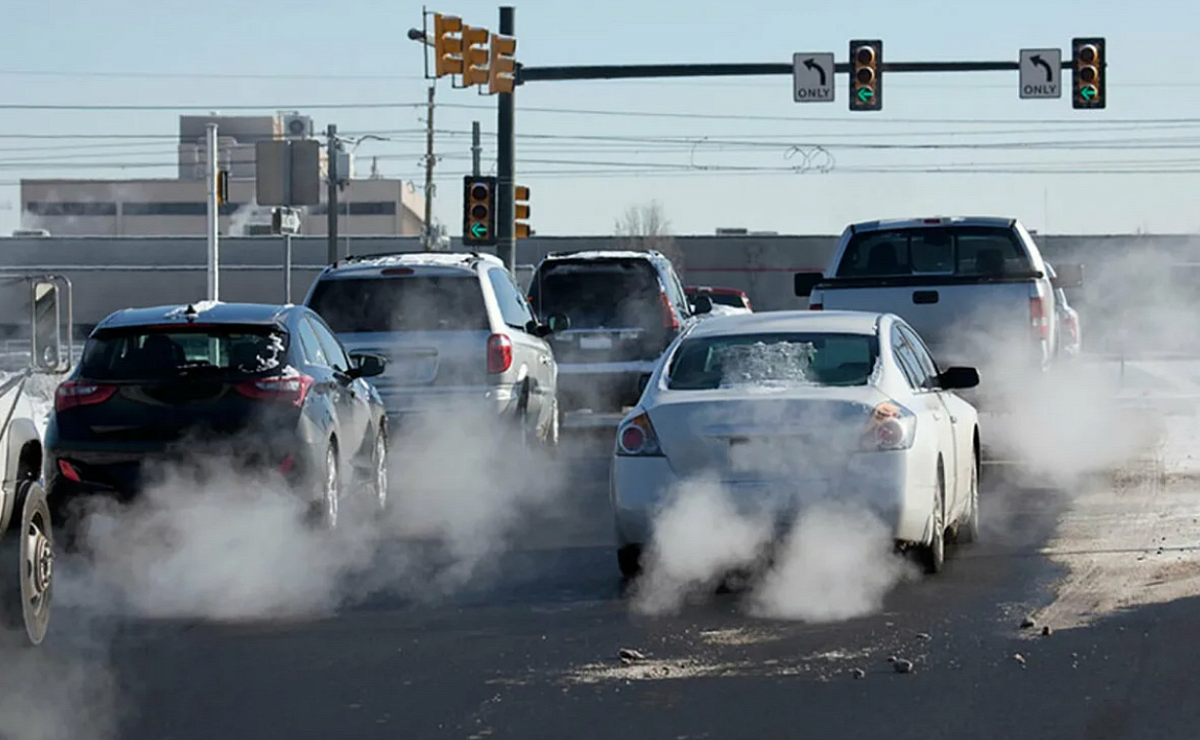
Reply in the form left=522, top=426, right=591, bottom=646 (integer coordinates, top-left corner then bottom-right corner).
left=307, top=275, right=488, bottom=333
left=667, top=332, right=878, bottom=390
left=835, top=225, right=1034, bottom=278
left=79, top=325, right=288, bottom=381
left=529, top=261, right=663, bottom=329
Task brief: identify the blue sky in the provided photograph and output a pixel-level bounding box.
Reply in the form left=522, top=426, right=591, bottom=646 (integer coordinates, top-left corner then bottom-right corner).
left=1, top=0, right=1195, bottom=236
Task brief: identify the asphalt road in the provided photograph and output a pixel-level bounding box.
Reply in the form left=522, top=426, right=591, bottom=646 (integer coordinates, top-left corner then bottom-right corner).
left=4, top=427, right=1200, bottom=740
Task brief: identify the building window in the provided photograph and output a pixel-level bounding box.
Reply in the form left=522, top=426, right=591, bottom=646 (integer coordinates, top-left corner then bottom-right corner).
left=24, top=201, right=117, bottom=216
left=122, top=202, right=244, bottom=216
left=309, top=201, right=397, bottom=216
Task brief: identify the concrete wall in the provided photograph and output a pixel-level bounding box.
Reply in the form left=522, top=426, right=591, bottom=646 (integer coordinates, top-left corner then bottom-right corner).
left=0, top=232, right=1197, bottom=343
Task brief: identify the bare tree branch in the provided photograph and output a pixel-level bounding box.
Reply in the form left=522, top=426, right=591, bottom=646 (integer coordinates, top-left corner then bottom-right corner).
left=614, top=200, right=684, bottom=270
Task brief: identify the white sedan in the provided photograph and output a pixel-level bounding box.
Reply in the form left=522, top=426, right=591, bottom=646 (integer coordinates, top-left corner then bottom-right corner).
left=611, top=310, right=982, bottom=579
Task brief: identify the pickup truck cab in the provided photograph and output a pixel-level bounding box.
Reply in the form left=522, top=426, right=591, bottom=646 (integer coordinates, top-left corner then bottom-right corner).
left=795, top=217, right=1081, bottom=393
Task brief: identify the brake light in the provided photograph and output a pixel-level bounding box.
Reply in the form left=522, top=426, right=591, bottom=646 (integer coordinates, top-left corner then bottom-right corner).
left=616, top=411, right=663, bottom=457
left=860, top=402, right=917, bottom=451
left=660, top=292, right=680, bottom=329
left=279, top=455, right=297, bottom=475
left=1030, top=296, right=1049, bottom=342
left=57, top=459, right=82, bottom=483
left=54, top=381, right=117, bottom=412
left=235, top=374, right=314, bottom=407
left=487, top=334, right=513, bottom=374
left=810, top=304, right=824, bottom=311
left=381, top=268, right=414, bottom=276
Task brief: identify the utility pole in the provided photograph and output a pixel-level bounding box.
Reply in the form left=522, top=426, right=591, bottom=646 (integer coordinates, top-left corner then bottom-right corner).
left=471, top=120, right=482, bottom=176
left=326, top=123, right=339, bottom=264
left=495, top=6, right=516, bottom=271
left=205, top=122, right=219, bottom=301
left=423, top=85, right=436, bottom=251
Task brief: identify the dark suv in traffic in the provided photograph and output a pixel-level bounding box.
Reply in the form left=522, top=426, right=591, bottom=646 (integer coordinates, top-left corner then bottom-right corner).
left=527, top=249, right=705, bottom=414
left=45, top=302, right=390, bottom=535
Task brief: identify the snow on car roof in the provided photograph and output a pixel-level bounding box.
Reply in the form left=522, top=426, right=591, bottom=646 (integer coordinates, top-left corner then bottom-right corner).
left=685, top=310, right=883, bottom=339
left=542, top=250, right=660, bottom=262
left=328, top=251, right=502, bottom=273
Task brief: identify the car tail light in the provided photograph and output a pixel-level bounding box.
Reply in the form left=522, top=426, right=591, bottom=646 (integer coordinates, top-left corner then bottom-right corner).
left=810, top=304, right=824, bottom=311
left=616, top=411, right=664, bottom=457
left=860, top=401, right=917, bottom=451
left=57, top=459, right=82, bottom=482
left=381, top=268, right=414, bottom=276
left=1030, top=296, right=1049, bottom=342
left=660, top=293, right=680, bottom=329
left=55, top=381, right=117, bottom=412
left=235, top=374, right=314, bottom=407
left=487, top=334, right=513, bottom=374
left=278, top=455, right=297, bottom=475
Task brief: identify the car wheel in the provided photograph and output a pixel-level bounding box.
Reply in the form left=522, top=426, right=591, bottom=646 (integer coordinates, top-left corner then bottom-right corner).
left=617, top=544, right=643, bottom=580
left=0, top=480, right=53, bottom=645
left=308, top=443, right=340, bottom=531
left=955, top=452, right=981, bottom=545
left=919, top=467, right=946, bottom=575
left=369, top=431, right=389, bottom=514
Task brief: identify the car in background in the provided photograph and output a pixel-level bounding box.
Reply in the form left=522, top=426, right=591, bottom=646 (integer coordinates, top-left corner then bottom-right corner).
left=611, top=310, right=981, bottom=580
left=46, top=302, right=390, bottom=535
left=527, top=250, right=707, bottom=415
left=685, top=286, right=754, bottom=315
left=304, top=252, right=561, bottom=450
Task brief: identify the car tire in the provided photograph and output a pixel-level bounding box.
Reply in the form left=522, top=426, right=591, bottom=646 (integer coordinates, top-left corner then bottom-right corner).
left=0, top=480, right=53, bottom=646
left=308, top=442, right=340, bottom=531
left=617, top=544, right=643, bottom=580
left=919, top=467, right=946, bottom=575
left=368, top=431, right=389, bottom=514
left=955, top=452, right=981, bottom=545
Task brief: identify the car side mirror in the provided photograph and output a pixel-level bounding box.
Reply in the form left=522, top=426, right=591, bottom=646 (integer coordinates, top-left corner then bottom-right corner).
left=1052, top=262, right=1084, bottom=289
left=349, top=352, right=387, bottom=379
left=692, top=295, right=714, bottom=315
left=546, top=313, right=571, bottom=333
left=938, top=366, right=980, bottom=390
left=29, top=277, right=72, bottom=374
left=528, top=320, right=554, bottom=338
left=794, top=272, right=823, bottom=298
left=636, top=373, right=652, bottom=396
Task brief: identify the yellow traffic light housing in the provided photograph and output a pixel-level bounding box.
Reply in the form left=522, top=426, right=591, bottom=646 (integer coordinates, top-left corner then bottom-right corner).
left=514, top=185, right=531, bottom=239
left=489, top=34, right=517, bottom=95
left=849, top=39, right=882, bottom=111
left=463, top=175, right=497, bottom=246
left=460, top=26, right=490, bottom=88
left=433, top=13, right=464, bottom=78
left=216, top=169, right=229, bottom=205
left=1072, top=37, right=1106, bottom=110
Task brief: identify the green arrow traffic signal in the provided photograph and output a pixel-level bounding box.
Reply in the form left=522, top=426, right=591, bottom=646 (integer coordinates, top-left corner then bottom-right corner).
left=470, top=222, right=488, bottom=239
left=856, top=87, right=874, bottom=103
left=1081, top=85, right=1097, bottom=101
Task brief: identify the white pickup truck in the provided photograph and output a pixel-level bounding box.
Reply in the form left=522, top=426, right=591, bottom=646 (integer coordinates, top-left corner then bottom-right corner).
left=0, top=275, right=72, bottom=645
left=795, top=217, right=1082, bottom=398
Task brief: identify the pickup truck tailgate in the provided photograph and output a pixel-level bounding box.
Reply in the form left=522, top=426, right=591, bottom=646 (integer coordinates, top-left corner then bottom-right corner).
left=818, top=281, right=1036, bottom=365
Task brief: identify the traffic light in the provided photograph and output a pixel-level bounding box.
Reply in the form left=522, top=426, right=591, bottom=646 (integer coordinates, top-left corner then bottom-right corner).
left=463, top=175, right=497, bottom=246
left=514, top=185, right=531, bottom=239
left=1072, top=37, right=1106, bottom=110
left=460, top=26, right=490, bottom=87
left=216, top=169, right=229, bottom=205
left=489, top=34, right=517, bottom=94
left=849, top=39, right=882, bottom=112
left=433, top=13, right=464, bottom=78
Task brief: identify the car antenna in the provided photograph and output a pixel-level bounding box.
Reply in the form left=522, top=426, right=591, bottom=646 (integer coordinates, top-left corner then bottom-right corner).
left=184, top=304, right=198, bottom=323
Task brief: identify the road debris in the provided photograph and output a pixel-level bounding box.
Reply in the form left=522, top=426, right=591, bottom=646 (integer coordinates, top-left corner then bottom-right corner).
left=1020, top=617, right=1036, bottom=629
left=915, top=632, right=932, bottom=641
left=851, top=668, right=866, bottom=680
left=618, top=648, right=646, bottom=665
left=1041, top=625, right=1053, bottom=636
left=1013, top=653, right=1027, bottom=668
left=893, top=659, right=914, bottom=674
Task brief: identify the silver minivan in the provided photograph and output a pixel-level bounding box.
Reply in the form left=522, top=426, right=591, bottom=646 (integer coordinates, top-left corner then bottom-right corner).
left=303, top=252, right=560, bottom=449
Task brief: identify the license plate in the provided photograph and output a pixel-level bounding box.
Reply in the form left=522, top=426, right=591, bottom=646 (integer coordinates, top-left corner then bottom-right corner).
left=579, top=335, right=614, bottom=350
left=729, top=437, right=802, bottom=473
left=390, top=356, right=437, bottom=383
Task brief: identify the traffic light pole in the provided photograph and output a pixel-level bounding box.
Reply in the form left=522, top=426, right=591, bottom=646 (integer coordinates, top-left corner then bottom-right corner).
left=518, top=59, right=1069, bottom=82
left=495, top=5, right=516, bottom=272
left=326, top=123, right=339, bottom=265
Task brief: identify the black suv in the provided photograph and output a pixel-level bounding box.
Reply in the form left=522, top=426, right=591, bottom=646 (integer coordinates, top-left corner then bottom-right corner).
left=45, top=302, right=390, bottom=535
left=527, top=250, right=706, bottom=414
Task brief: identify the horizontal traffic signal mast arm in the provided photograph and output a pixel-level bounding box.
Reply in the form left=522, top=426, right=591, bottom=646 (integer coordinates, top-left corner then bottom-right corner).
left=517, top=59, right=1078, bottom=83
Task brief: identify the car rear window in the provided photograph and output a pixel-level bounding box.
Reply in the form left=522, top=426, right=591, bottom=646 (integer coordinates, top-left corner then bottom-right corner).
left=307, top=275, right=488, bottom=333
left=835, top=225, right=1034, bottom=278
left=667, top=332, right=878, bottom=390
left=80, top=325, right=288, bottom=381
left=529, top=260, right=664, bottom=329
left=709, top=293, right=746, bottom=308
